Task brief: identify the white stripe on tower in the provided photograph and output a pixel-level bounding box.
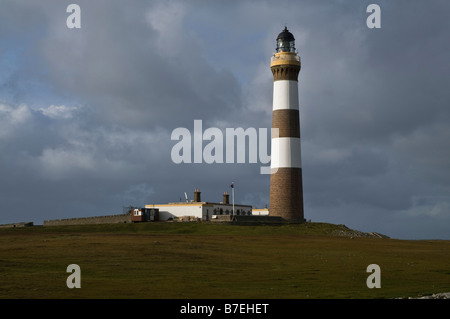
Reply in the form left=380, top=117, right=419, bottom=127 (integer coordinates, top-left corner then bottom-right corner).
left=272, top=80, right=299, bottom=111
left=271, top=137, right=301, bottom=169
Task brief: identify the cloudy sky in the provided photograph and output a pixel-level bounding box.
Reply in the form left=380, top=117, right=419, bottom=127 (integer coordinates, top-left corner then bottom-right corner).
left=1, top=0, right=449, bottom=239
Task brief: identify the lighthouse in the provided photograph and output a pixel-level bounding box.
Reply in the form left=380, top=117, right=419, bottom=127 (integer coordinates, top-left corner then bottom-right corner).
left=269, top=27, right=304, bottom=222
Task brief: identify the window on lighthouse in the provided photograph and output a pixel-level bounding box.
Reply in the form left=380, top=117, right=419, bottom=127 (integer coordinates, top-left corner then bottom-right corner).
left=276, top=39, right=295, bottom=53
left=289, top=41, right=295, bottom=52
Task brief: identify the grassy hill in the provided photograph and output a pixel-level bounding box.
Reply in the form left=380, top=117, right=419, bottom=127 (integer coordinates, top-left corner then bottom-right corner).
left=0, top=222, right=448, bottom=299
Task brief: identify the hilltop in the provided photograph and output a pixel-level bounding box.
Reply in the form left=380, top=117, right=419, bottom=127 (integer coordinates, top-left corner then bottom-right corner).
left=5, top=220, right=389, bottom=238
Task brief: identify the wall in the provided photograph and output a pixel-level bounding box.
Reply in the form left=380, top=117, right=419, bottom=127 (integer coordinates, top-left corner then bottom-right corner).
left=43, top=214, right=131, bottom=226
left=0, top=222, right=34, bottom=228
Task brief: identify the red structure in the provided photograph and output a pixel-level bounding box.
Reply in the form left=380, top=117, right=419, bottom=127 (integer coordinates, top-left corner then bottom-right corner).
left=131, top=208, right=159, bottom=223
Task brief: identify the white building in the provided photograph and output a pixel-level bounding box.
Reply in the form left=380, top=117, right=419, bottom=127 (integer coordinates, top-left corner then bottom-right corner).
left=252, top=208, right=269, bottom=216
left=145, top=189, right=252, bottom=221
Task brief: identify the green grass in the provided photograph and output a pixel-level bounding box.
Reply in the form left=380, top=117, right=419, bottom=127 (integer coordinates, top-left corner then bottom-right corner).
left=0, top=222, right=449, bottom=299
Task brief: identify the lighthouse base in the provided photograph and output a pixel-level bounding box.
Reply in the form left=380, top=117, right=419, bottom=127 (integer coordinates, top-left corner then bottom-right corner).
left=269, top=167, right=304, bottom=221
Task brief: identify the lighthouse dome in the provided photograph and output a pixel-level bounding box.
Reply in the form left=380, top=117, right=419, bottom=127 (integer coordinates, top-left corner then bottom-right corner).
left=276, top=27, right=295, bottom=42
left=276, top=27, right=296, bottom=53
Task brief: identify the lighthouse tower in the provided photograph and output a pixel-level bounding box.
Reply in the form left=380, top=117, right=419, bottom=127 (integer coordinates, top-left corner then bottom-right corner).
left=269, top=27, right=304, bottom=222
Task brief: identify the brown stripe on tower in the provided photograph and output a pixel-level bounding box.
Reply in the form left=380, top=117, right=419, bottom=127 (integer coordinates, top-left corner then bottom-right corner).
left=270, top=168, right=304, bottom=221
left=272, top=109, right=300, bottom=138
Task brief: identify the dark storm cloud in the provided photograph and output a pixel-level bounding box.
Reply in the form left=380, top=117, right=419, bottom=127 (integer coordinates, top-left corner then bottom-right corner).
left=0, top=0, right=449, bottom=239
left=33, top=0, right=243, bottom=129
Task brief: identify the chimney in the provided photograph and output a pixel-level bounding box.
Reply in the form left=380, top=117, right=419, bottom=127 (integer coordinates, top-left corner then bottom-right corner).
left=194, top=188, right=201, bottom=202
left=223, top=191, right=229, bottom=204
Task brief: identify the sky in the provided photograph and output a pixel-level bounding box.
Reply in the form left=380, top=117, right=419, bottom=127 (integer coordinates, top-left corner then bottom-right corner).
left=0, top=0, right=449, bottom=240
